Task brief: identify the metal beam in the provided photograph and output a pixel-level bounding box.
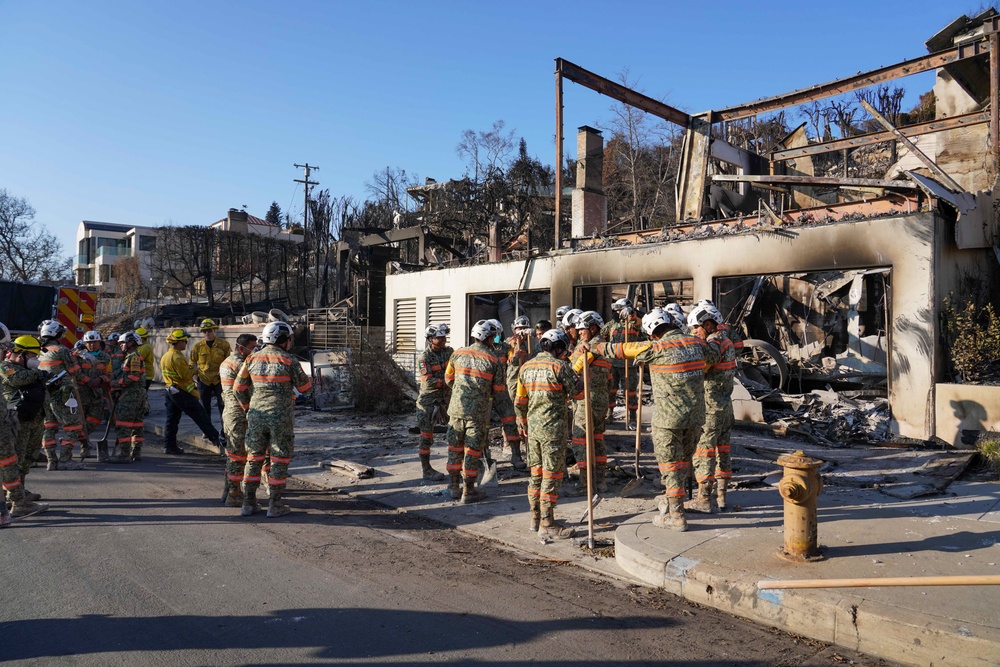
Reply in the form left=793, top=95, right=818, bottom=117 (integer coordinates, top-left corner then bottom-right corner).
left=712, top=174, right=917, bottom=189
left=556, top=58, right=690, bottom=127
left=770, top=111, right=989, bottom=162
left=716, top=41, right=991, bottom=122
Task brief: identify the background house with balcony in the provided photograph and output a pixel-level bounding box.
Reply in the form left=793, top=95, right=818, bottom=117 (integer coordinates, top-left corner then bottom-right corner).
left=74, top=220, right=157, bottom=296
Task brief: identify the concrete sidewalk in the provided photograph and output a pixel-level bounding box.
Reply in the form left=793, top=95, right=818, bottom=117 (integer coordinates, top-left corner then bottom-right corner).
left=145, top=385, right=1000, bottom=667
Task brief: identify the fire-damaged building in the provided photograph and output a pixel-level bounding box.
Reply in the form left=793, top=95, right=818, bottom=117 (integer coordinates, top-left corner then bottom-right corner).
left=381, top=11, right=1000, bottom=444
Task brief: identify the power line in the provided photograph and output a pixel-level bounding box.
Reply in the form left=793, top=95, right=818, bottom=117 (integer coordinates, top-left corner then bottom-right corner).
left=293, top=163, right=319, bottom=231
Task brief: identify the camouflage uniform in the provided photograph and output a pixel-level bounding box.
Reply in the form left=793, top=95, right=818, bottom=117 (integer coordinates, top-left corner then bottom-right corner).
left=0, top=390, right=24, bottom=504
left=220, top=350, right=251, bottom=497
left=39, top=343, right=84, bottom=465
left=234, top=344, right=312, bottom=499
left=75, top=349, right=111, bottom=442
left=415, top=345, right=453, bottom=458
left=109, top=346, right=125, bottom=377
left=444, top=342, right=508, bottom=485
left=0, top=360, right=46, bottom=486
left=603, top=319, right=645, bottom=413
left=595, top=330, right=710, bottom=499
left=113, top=350, right=146, bottom=459
left=693, top=332, right=737, bottom=485
left=514, top=351, right=582, bottom=520
left=490, top=339, right=520, bottom=449
left=569, top=338, right=613, bottom=486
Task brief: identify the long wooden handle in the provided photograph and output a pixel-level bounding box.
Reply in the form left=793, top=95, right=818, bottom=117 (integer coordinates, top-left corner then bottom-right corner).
left=582, top=352, right=595, bottom=549
left=634, top=363, right=643, bottom=466
left=623, top=327, right=629, bottom=403
left=759, top=575, right=1000, bottom=590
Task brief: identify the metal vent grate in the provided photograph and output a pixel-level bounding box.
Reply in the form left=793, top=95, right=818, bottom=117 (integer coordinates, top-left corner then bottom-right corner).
left=394, top=298, right=417, bottom=354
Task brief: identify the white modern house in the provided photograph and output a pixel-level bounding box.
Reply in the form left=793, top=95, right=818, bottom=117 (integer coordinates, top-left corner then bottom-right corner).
left=73, top=220, right=158, bottom=295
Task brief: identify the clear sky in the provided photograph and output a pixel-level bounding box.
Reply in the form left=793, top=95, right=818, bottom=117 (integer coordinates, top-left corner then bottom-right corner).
left=0, top=0, right=974, bottom=256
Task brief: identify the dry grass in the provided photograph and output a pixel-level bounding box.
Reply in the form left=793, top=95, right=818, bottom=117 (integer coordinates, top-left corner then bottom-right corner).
left=351, top=347, right=417, bottom=414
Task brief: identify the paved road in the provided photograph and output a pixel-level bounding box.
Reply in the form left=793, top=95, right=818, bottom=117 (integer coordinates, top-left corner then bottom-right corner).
left=1, top=434, right=894, bottom=666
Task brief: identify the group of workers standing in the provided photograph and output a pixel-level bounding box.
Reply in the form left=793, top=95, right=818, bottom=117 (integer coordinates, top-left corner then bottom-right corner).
left=0, top=316, right=311, bottom=527
left=415, top=298, right=739, bottom=538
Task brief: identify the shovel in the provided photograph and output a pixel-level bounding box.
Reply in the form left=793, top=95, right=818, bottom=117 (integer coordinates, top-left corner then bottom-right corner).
left=96, top=391, right=117, bottom=463
left=479, top=445, right=499, bottom=487
left=578, top=494, right=602, bottom=524
left=620, top=363, right=645, bottom=498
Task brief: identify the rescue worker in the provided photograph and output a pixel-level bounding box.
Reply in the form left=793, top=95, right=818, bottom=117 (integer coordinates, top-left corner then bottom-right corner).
left=0, top=333, right=49, bottom=511
left=588, top=308, right=711, bottom=531
left=665, top=303, right=689, bottom=334
left=486, top=319, right=521, bottom=470
left=415, top=323, right=452, bottom=482
left=38, top=320, right=86, bottom=470
left=561, top=309, right=582, bottom=345
left=190, top=318, right=231, bottom=426
left=106, top=332, right=125, bottom=376
left=444, top=319, right=508, bottom=504
left=234, top=321, right=312, bottom=518
left=76, top=330, right=111, bottom=459
left=135, top=327, right=155, bottom=390
left=688, top=304, right=737, bottom=512
left=219, top=333, right=257, bottom=507
left=554, top=306, right=571, bottom=324
left=533, top=319, right=552, bottom=343
left=503, top=315, right=533, bottom=470
left=1, top=375, right=48, bottom=520
left=161, top=329, right=221, bottom=455
left=603, top=299, right=644, bottom=428
left=694, top=299, right=744, bottom=351
left=565, top=311, right=613, bottom=495
left=108, top=331, right=146, bottom=463
left=513, top=328, right=581, bottom=539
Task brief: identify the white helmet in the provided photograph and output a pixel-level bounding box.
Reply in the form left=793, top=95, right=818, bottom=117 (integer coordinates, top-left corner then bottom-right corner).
left=695, top=299, right=716, bottom=308
left=664, top=302, right=685, bottom=321
left=555, top=305, right=571, bottom=320
left=487, top=319, right=503, bottom=335
left=540, top=328, right=570, bottom=350
left=512, top=315, right=531, bottom=331
left=561, top=308, right=583, bottom=329
left=470, top=319, right=499, bottom=342
left=619, top=306, right=635, bottom=320
left=687, top=303, right=721, bottom=329
left=83, top=330, right=103, bottom=343
left=39, top=319, right=66, bottom=340
left=576, top=310, right=604, bottom=330
left=261, top=321, right=293, bottom=344
left=612, top=297, right=633, bottom=312
left=121, top=331, right=142, bottom=348
left=425, top=323, right=449, bottom=338
left=107, top=332, right=120, bottom=343
left=0, top=321, right=10, bottom=345
left=642, top=308, right=675, bottom=336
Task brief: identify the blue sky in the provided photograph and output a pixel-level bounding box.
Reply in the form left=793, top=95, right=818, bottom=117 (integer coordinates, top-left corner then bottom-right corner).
left=0, top=0, right=972, bottom=256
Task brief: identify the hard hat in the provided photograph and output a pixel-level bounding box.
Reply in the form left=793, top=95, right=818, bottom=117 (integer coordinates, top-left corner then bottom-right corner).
left=470, top=319, right=498, bottom=342
left=487, top=319, right=503, bottom=335
left=83, top=330, right=103, bottom=343
left=135, top=327, right=149, bottom=338
left=39, top=320, right=66, bottom=339
left=575, top=310, right=604, bottom=330
left=664, top=303, right=685, bottom=319
left=199, top=318, right=219, bottom=331
left=642, top=308, right=674, bottom=337
left=687, top=304, right=721, bottom=329
left=512, top=315, right=531, bottom=331
left=555, top=306, right=571, bottom=320
left=425, top=323, right=449, bottom=338
left=121, top=331, right=142, bottom=347
left=260, top=321, right=293, bottom=344
left=166, top=329, right=190, bottom=343
left=612, top=297, right=633, bottom=312
left=107, top=332, right=121, bottom=343
left=0, top=321, right=9, bottom=345
left=619, top=306, right=635, bottom=320
left=13, top=335, right=41, bottom=354
left=539, top=328, right=569, bottom=351
left=561, top=308, right=583, bottom=329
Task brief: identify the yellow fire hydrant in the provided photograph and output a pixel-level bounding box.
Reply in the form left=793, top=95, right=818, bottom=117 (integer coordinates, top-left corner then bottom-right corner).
left=776, top=450, right=824, bottom=562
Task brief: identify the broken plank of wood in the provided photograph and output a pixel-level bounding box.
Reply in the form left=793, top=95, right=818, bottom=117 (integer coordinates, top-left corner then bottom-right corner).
left=712, top=174, right=917, bottom=189
left=323, top=459, right=375, bottom=479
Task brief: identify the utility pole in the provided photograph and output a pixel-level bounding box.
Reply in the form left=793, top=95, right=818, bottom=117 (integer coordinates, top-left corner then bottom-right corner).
left=294, top=163, right=320, bottom=231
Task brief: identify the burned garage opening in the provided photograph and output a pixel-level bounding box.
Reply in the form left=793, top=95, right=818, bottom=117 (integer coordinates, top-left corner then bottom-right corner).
left=573, top=280, right=693, bottom=315
left=468, top=290, right=550, bottom=334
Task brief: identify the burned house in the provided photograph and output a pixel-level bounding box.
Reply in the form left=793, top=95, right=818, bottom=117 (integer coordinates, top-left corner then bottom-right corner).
left=383, top=12, right=1000, bottom=443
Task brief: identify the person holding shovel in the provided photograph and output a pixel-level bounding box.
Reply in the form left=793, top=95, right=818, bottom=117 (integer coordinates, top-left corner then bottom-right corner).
left=219, top=333, right=258, bottom=507
left=565, top=311, right=612, bottom=496
left=415, top=323, right=452, bottom=482
left=514, top=328, right=582, bottom=539
left=503, top=315, right=533, bottom=471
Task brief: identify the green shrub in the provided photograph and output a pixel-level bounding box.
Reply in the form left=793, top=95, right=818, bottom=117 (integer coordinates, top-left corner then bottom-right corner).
left=942, top=295, right=1000, bottom=384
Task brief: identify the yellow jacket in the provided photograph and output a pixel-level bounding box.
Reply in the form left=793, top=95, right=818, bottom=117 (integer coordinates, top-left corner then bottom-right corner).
left=138, top=342, right=155, bottom=380
left=190, top=338, right=232, bottom=386
left=160, top=348, right=200, bottom=398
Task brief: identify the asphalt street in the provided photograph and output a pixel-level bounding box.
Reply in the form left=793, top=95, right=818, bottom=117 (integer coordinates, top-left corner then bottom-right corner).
left=0, top=433, right=894, bottom=667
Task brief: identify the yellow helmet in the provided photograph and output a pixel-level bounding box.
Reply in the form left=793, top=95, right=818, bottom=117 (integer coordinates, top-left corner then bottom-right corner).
left=13, top=335, right=41, bottom=354
left=135, top=327, right=149, bottom=338
left=199, top=318, right=218, bottom=331
left=166, top=329, right=190, bottom=343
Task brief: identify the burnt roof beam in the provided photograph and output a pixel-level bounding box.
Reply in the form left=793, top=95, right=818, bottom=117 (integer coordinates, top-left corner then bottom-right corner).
left=556, top=58, right=690, bottom=127
left=716, top=40, right=991, bottom=122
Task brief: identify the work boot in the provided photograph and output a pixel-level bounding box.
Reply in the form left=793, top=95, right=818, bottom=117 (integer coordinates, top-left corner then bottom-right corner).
left=538, top=508, right=575, bottom=540
left=595, top=464, right=609, bottom=494
left=22, top=487, right=42, bottom=502
left=686, top=482, right=716, bottom=514
left=241, top=489, right=260, bottom=517
left=267, top=489, right=291, bottom=518
left=0, top=503, right=9, bottom=528
left=509, top=441, right=527, bottom=471
left=225, top=487, right=244, bottom=508
left=652, top=496, right=687, bottom=531
left=529, top=501, right=541, bottom=533
left=461, top=477, right=484, bottom=504
left=448, top=472, right=462, bottom=500
left=164, top=444, right=185, bottom=455
left=716, top=479, right=729, bottom=512
left=108, top=443, right=132, bottom=465
left=80, top=441, right=93, bottom=460
left=58, top=446, right=86, bottom=470
left=11, top=500, right=50, bottom=518
left=419, top=453, right=445, bottom=482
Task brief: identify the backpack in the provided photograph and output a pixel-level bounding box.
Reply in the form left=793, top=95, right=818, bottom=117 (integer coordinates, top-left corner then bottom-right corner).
left=12, top=380, right=47, bottom=422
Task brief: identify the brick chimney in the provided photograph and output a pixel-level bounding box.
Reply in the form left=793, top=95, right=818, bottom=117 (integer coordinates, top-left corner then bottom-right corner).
left=571, top=126, right=607, bottom=238
left=227, top=208, right=249, bottom=233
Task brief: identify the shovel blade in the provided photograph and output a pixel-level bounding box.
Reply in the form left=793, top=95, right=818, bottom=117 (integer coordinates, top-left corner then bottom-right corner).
left=479, top=460, right=498, bottom=487
left=619, top=477, right=644, bottom=498
left=578, top=494, right=602, bottom=524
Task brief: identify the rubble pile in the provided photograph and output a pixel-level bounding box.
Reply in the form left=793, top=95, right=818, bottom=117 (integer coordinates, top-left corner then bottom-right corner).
left=763, top=389, right=891, bottom=446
